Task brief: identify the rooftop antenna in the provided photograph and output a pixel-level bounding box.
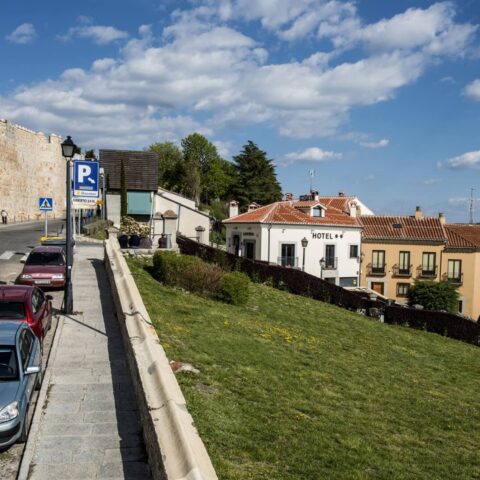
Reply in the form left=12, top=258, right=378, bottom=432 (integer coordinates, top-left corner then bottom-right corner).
left=309, top=169, right=315, bottom=193
left=469, top=187, right=475, bottom=224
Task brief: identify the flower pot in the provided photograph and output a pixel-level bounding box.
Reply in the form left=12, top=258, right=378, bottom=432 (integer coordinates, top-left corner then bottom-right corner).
left=118, top=234, right=129, bottom=249
left=129, top=234, right=141, bottom=248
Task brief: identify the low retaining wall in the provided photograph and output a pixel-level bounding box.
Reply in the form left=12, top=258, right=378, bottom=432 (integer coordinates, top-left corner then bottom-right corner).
left=104, top=237, right=218, bottom=480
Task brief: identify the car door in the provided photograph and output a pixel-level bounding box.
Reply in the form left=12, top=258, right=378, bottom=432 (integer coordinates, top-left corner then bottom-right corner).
left=18, top=329, right=36, bottom=410
left=34, top=289, right=50, bottom=337
left=29, top=290, right=41, bottom=338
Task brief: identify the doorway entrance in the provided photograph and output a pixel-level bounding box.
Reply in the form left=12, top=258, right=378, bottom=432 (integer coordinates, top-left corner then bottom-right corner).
left=244, top=240, right=256, bottom=260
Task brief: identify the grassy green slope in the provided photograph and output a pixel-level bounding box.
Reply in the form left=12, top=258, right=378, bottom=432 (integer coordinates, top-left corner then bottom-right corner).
left=127, top=259, right=480, bottom=480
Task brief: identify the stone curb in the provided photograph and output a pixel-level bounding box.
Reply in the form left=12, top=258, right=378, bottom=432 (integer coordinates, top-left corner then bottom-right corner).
left=17, top=313, right=65, bottom=480
left=104, top=237, right=218, bottom=480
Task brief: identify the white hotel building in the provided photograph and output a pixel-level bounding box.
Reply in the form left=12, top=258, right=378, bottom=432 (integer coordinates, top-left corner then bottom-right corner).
left=224, top=192, right=373, bottom=287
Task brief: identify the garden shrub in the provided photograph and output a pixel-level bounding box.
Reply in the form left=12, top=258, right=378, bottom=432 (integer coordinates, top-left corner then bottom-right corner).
left=220, top=271, right=250, bottom=305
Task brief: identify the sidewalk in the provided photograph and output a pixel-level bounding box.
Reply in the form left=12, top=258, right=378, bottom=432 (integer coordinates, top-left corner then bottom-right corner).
left=20, top=243, right=151, bottom=479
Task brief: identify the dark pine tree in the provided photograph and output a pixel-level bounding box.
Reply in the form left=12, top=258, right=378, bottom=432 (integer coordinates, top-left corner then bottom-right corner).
left=232, top=141, right=282, bottom=209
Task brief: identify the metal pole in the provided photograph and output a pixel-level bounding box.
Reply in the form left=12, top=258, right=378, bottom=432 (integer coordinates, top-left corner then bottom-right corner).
left=302, top=247, right=306, bottom=272
left=102, top=174, right=106, bottom=221
left=44, top=211, right=48, bottom=237
left=63, top=159, right=73, bottom=314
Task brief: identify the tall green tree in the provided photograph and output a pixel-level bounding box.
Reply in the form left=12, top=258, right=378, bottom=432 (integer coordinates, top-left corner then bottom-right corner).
left=408, top=280, right=459, bottom=313
left=84, top=149, right=97, bottom=160
left=149, top=141, right=184, bottom=192
left=181, top=133, right=233, bottom=204
left=232, top=141, right=282, bottom=209
left=120, top=159, right=128, bottom=218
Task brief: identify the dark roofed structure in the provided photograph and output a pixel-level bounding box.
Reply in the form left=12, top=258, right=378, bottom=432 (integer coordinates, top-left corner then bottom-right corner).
left=100, top=149, right=159, bottom=192
left=445, top=224, right=480, bottom=250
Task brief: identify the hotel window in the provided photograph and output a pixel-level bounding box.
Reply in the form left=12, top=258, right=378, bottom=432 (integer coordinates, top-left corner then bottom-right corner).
left=397, top=283, right=410, bottom=297
left=349, top=245, right=359, bottom=258
left=422, top=252, right=436, bottom=276
left=398, top=251, right=410, bottom=275
left=325, top=245, right=336, bottom=269
left=280, top=244, right=296, bottom=267
left=312, top=206, right=323, bottom=217
left=372, top=250, right=385, bottom=274
left=447, top=260, right=462, bottom=283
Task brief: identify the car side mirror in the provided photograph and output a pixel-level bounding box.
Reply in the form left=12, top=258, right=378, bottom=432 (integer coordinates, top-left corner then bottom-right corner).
left=25, top=366, right=40, bottom=375
left=46, top=295, right=53, bottom=301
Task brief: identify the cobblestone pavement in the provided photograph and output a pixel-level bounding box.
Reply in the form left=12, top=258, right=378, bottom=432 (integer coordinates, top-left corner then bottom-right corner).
left=22, top=243, right=151, bottom=479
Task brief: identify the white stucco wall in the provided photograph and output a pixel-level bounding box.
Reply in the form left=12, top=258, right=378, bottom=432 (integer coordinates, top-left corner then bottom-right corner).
left=226, top=223, right=362, bottom=286
left=106, top=193, right=121, bottom=227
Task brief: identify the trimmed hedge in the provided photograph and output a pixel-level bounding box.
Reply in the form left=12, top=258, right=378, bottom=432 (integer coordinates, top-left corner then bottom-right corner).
left=220, top=271, right=250, bottom=306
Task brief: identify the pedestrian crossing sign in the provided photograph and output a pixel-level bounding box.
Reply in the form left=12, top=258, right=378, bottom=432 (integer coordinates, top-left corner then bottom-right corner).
left=39, top=197, right=53, bottom=211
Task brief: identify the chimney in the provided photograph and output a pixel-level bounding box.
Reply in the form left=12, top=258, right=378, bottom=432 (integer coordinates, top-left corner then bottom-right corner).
left=247, top=203, right=260, bottom=212
left=356, top=205, right=362, bottom=217
left=438, top=212, right=446, bottom=225
left=229, top=200, right=239, bottom=218
left=349, top=202, right=357, bottom=217
left=285, top=193, right=293, bottom=201
left=338, top=191, right=345, bottom=197
left=415, top=206, right=423, bottom=219
left=311, top=190, right=319, bottom=201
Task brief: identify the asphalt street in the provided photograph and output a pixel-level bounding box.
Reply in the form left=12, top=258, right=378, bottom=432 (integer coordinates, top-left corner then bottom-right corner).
left=0, top=220, right=65, bottom=284
left=0, top=220, right=65, bottom=478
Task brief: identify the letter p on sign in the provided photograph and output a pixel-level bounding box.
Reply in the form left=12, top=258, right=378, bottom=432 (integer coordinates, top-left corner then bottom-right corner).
left=78, top=164, right=92, bottom=182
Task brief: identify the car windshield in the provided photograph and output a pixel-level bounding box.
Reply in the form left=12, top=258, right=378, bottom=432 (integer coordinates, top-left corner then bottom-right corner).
left=0, top=302, right=25, bottom=319
left=26, top=252, right=64, bottom=266
left=0, top=346, right=18, bottom=381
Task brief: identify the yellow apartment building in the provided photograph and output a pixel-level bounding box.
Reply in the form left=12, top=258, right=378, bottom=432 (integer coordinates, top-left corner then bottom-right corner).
left=359, top=209, right=480, bottom=320
left=443, top=224, right=480, bottom=320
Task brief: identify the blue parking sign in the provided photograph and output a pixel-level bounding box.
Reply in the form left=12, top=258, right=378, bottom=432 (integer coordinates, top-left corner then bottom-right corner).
left=73, top=160, right=99, bottom=198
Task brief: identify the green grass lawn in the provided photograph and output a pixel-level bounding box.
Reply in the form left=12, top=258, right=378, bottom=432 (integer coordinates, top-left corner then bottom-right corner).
left=127, top=258, right=480, bottom=480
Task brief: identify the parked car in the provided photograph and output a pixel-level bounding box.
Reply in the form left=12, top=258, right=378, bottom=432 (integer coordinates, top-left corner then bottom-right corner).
left=18, top=246, right=66, bottom=288
left=0, top=286, right=52, bottom=341
left=0, top=321, right=42, bottom=449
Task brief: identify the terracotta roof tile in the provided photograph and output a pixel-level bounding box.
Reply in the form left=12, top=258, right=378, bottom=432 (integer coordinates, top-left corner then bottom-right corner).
left=359, top=215, right=446, bottom=242
left=224, top=199, right=359, bottom=227
left=445, top=224, right=480, bottom=249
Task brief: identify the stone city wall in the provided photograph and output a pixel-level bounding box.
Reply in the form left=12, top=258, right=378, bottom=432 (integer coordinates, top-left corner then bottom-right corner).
left=0, top=119, right=65, bottom=222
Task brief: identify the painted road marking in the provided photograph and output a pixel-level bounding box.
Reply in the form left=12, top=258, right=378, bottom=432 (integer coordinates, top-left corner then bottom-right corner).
left=0, top=251, right=15, bottom=260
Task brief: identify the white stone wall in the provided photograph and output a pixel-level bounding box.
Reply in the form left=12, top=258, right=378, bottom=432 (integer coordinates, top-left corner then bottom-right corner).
left=0, top=119, right=65, bottom=222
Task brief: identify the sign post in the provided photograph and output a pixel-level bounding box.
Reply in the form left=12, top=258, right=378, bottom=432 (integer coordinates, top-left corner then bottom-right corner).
left=39, top=197, right=54, bottom=237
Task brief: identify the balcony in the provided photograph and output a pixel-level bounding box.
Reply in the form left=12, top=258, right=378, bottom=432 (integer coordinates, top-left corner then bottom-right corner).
left=322, top=257, right=338, bottom=270
left=443, top=272, right=463, bottom=286
left=392, top=264, right=412, bottom=278
left=417, top=265, right=438, bottom=278
left=366, top=263, right=387, bottom=277
left=278, top=256, right=299, bottom=268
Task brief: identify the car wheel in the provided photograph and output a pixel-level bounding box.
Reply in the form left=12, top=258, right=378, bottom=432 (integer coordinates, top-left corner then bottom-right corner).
left=18, top=407, right=30, bottom=443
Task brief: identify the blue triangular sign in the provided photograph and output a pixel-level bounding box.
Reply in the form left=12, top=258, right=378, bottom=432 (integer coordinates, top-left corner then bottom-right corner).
left=40, top=198, right=51, bottom=209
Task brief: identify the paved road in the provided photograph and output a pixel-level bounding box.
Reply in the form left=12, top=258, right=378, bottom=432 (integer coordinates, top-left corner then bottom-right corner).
left=0, top=220, right=65, bottom=284
left=0, top=221, right=64, bottom=479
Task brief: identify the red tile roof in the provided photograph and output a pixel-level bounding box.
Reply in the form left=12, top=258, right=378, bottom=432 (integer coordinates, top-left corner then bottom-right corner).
left=445, top=224, right=480, bottom=249
left=359, top=216, right=446, bottom=242
left=224, top=199, right=360, bottom=227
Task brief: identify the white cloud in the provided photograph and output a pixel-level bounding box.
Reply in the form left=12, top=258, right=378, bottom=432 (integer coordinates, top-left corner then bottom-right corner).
left=6, top=23, right=37, bottom=44
left=0, top=2, right=477, bottom=148
left=59, top=24, right=129, bottom=45
left=213, top=140, right=233, bottom=158
left=440, top=150, right=480, bottom=169
left=282, top=147, right=342, bottom=165
left=360, top=138, right=389, bottom=148
left=463, top=79, right=480, bottom=101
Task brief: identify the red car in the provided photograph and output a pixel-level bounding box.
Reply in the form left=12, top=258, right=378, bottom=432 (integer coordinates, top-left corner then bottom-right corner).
left=18, top=246, right=66, bottom=288
left=0, top=286, right=52, bottom=341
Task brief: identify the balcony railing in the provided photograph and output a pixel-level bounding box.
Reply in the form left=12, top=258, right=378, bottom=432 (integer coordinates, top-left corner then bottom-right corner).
left=443, top=272, right=463, bottom=285
left=392, top=264, right=413, bottom=277
left=417, top=265, right=438, bottom=278
left=366, top=263, right=387, bottom=277
left=322, top=257, right=338, bottom=270
left=278, top=256, right=299, bottom=268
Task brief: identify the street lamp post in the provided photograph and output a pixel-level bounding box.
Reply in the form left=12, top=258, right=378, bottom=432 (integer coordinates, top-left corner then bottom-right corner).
left=99, top=167, right=106, bottom=221
left=61, top=135, right=77, bottom=314
left=301, top=237, right=308, bottom=272
left=319, top=257, right=326, bottom=280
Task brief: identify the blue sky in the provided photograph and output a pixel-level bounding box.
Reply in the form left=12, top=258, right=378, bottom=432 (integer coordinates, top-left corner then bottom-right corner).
left=1, top=0, right=480, bottom=221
